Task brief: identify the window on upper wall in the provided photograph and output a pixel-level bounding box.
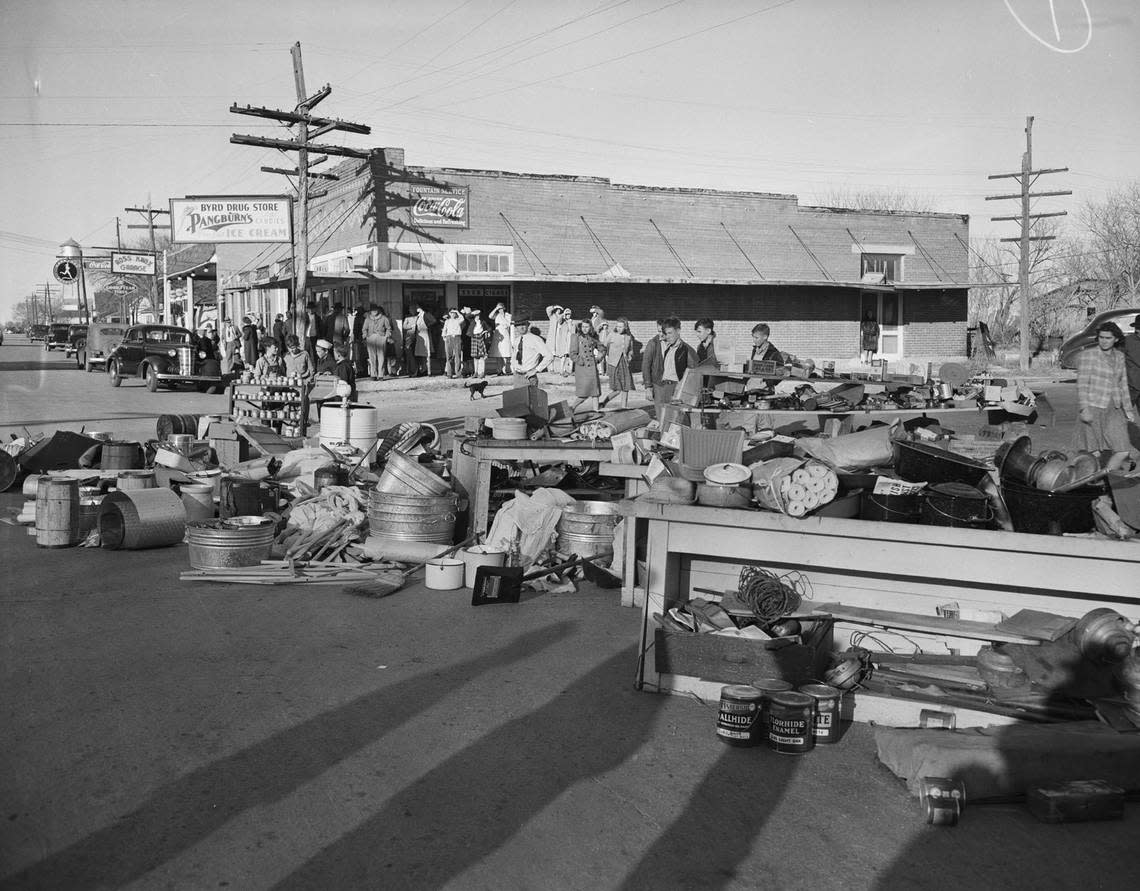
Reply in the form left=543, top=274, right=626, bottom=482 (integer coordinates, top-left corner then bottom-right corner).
left=457, top=252, right=511, bottom=273
left=861, top=253, right=903, bottom=283
left=392, top=251, right=430, bottom=271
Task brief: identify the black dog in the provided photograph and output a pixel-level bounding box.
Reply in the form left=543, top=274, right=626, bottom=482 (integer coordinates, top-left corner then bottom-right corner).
left=466, top=379, right=489, bottom=400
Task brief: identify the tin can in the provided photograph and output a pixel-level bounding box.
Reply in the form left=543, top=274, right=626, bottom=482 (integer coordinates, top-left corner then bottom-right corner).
left=799, top=683, right=843, bottom=744
left=767, top=691, right=815, bottom=755
left=751, top=677, right=793, bottom=737
left=716, top=685, right=766, bottom=747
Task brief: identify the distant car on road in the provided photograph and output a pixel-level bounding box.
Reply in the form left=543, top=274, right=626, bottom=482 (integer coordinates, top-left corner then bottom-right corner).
left=79, top=323, right=129, bottom=372
left=107, top=324, right=230, bottom=393
left=1059, top=307, right=1140, bottom=369
left=64, top=324, right=88, bottom=362
left=44, top=323, right=71, bottom=351
left=28, top=324, right=49, bottom=343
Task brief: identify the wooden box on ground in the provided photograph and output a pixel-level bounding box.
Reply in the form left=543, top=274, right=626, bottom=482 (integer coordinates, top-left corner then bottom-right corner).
left=654, top=620, right=833, bottom=686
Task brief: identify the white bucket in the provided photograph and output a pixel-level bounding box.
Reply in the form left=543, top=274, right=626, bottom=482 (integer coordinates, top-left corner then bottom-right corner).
left=425, top=558, right=465, bottom=590
left=462, top=545, right=506, bottom=588
left=320, top=403, right=380, bottom=455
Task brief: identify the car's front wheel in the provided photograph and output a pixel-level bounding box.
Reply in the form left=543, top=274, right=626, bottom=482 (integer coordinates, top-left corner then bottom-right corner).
left=146, top=364, right=159, bottom=392
left=109, top=360, right=122, bottom=387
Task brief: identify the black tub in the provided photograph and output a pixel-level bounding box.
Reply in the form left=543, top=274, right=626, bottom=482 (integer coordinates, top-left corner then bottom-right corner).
left=1001, top=481, right=1100, bottom=535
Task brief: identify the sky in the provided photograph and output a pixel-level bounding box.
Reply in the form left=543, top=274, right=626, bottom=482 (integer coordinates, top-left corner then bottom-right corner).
left=1, top=0, right=1137, bottom=320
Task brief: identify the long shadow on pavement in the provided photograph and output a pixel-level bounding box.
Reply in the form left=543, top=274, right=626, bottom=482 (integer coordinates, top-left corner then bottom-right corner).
left=0, top=621, right=577, bottom=890
left=273, top=646, right=662, bottom=889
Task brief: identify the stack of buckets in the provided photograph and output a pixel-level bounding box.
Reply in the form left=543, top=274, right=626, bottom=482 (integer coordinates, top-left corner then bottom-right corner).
left=716, top=677, right=844, bottom=753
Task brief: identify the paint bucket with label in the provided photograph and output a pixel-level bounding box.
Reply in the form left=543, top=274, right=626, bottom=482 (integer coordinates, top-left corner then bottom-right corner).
left=750, top=677, right=794, bottom=737
left=798, top=683, right=843, bottom=744
left=715, top=685, right=766, bottom=747
left=767, top=691, right=816, bottom=755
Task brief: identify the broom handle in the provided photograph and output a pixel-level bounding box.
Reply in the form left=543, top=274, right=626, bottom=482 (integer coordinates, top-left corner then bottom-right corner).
left=520, top=550, right=614, bottom=582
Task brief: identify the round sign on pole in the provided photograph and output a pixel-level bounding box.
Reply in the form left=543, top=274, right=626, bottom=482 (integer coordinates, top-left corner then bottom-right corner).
left=53, top=258, right=79, bottom=283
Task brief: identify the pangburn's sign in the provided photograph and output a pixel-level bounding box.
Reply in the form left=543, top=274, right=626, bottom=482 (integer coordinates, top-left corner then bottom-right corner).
left=170, top=197, right=293, bottom=244
left=410, top=188, right=469, bottom=228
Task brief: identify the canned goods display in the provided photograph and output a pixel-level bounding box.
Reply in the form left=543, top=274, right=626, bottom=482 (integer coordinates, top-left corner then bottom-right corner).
left=716, top=685, right=766, bottom=747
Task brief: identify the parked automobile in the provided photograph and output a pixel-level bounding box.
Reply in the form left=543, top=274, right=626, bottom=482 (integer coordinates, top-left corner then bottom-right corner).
left=1058, top=307, right=1140, bottom=369
left=28, top=324, right=49, bottom=342
left=79, top=323, right=129, bottom=372
left=44, top=323, right=71, bottom=351
left=107, top=324, right=230, bottom=392
left=64, top=324, right=88, bottom=363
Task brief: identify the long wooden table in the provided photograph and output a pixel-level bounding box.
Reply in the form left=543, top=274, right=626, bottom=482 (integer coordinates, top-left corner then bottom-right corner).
left=469, top=440, right=614, bottom=535
left=624, top=498, right=1140, bottom=726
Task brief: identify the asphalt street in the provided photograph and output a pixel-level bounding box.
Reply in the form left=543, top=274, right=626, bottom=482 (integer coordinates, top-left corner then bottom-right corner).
left=4, top=335, right=1138, bottom=890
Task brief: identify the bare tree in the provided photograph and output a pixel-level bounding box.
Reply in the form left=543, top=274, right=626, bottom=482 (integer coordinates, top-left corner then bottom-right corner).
left=813, top=187, right=940, bottom=213
left=1078, top=182, right=1140, bottom=303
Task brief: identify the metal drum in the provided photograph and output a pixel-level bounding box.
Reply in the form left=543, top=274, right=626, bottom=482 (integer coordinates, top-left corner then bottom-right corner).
left=367, top=491, right=458, bottom=544
left=187, top=518, right=275, bottom=569
left=557, top=501, right=621, bottom=559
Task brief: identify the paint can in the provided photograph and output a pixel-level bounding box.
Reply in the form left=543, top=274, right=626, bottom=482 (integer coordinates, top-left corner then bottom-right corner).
left=920, top=776, right=965, bottom=827
left=750, top=677, right=794, bottom=736
left=766, top=691, right=816, bottom=755
left=715, top=685, right=766, bottom=747
left=798, top=683, right=843, bottom=745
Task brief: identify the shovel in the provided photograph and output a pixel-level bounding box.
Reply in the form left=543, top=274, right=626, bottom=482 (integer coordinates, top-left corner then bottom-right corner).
left=471, top=550, right=615, bottom=605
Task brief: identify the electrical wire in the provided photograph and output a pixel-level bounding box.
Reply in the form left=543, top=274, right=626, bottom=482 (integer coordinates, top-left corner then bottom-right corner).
left=736, top=565, right=811, bottom=622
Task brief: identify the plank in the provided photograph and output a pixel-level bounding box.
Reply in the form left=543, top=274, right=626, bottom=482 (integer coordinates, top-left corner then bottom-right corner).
left=996, top=609, right=1079, bottom=642
left=807, top=602, right=1038, bottom=644
left=234, top=423, right=296, bottom=455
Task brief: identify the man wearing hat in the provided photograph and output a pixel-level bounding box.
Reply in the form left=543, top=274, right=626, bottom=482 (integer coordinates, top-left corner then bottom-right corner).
left=510, top=316, right=553, bottom=388
left=314, top=338, right=336, bottom=374
left=1125, top=314, right=1140, bottom=416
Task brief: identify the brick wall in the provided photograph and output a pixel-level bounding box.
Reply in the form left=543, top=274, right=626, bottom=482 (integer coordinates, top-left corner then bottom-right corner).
left=515, top=281, right=968, bottom=364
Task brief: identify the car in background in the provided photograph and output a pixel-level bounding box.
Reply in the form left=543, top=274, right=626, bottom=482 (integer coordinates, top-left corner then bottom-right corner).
left=1059, top=307, right=1140, bottom=369
left=107, top=324, right=230, bottom=392
left=44, top=323, right=72, bottom=351
left=28, top=324, right=49, bottom=343
left=79, top=322, right=129, bottom=372
left=64, top=324, right=88, bottom=363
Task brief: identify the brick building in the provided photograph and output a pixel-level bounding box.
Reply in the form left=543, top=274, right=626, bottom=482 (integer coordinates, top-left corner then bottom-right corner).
left=219, top=147, right=970, bottom=368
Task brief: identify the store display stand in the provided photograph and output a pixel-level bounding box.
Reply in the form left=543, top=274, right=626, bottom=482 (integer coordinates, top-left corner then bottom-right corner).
left=227, top=378, right=313, bottom=438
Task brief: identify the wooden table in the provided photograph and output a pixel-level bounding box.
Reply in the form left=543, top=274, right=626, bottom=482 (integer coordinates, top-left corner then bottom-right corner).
left=624, top=498, right=1140, bottom=725
left=681, top=404, right=983, bottom=432
left=469, top=440, right=614, bottom=536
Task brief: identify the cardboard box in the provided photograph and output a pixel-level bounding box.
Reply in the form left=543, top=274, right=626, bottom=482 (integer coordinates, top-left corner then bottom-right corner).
left=500, top=385, right=549, bottom=424
left=654, top=620, right=833, bottom=685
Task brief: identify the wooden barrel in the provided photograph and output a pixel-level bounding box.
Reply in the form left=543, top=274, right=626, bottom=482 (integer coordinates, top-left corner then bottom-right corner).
left=36, top=477, right=80, bottom=548
left=156, top=414, right=202, bottom=441
left=100, top=441, right=143, bottom=470
left=116, top=469, right=156, bottom=490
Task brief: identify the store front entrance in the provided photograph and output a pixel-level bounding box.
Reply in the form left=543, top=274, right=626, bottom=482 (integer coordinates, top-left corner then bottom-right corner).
left=860, top=290, right=904, bottom=362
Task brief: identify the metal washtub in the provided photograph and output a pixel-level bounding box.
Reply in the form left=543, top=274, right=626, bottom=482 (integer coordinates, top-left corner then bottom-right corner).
left=557, top=501, right=621, bottom=558
left=367, top=490, right=458, bottom=544
left=187, top=518, right=275, bottom=569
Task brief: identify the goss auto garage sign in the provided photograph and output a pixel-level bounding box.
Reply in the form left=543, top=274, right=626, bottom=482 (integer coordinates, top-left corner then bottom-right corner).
left=170, top=197, right=293, bottom=244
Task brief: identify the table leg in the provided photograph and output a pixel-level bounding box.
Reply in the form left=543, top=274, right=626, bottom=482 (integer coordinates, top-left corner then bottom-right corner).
left=473, top=458, right=492, bottom=537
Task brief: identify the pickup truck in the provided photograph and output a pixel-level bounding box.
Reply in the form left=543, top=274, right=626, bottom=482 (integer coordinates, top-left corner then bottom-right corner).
left=107, top=324, right=231, bottom=392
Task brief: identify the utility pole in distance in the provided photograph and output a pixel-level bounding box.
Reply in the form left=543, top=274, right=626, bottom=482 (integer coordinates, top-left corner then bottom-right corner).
left=985, top=116, right=1072, bottom=372
left=230, top=41, right=371, bottom=338
left=126, top=204, right=171, bottom=322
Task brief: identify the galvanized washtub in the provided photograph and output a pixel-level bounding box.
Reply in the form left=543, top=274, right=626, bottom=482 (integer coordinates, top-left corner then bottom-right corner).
left=187, top=517, right=275, bottom=569
left=367, top=490, right=458, bottom=544
left=557, top=501, right=621, bottom=558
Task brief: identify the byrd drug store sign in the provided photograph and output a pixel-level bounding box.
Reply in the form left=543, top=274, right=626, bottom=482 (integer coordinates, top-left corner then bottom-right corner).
left=170, top=196, right=293, bottom=244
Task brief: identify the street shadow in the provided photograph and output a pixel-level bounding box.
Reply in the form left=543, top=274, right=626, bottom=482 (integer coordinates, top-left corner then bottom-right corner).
left=0, top=360, right=80, bottom=373
left=272, top=645, right=667, bottom=890
left=618, top=743, right=800, bottom=890
left=0, top=622, right=577, bottom=890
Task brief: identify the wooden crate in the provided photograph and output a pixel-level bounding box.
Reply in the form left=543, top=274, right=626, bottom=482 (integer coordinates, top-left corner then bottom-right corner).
left=654, top=620, right=833, bottom=686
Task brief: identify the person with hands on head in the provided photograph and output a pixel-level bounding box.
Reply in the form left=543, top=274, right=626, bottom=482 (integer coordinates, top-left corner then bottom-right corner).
left=1076, top=321, right=1137, bottom=455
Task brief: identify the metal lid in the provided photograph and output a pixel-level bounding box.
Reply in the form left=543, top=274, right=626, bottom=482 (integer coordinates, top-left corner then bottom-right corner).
left=798, top=683, right=842, bottom=700
left=751, top=678, right=794, bottom=693
left=702, top=462, right=751, bottom=485
left=769, top=691, right=815, bottom=707
left=721, top=684, right=764, bottom=700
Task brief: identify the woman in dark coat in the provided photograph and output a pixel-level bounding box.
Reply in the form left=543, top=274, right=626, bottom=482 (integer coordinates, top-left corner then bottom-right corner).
left=569, top=319, right=603, bottom=414
left=241, top=316, right=259, bottom=366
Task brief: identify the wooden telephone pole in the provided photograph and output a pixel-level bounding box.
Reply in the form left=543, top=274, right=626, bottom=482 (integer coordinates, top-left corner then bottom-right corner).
left=230, top=42, right=371, bottom=337
left=125, top=203, right=171, bottom=321
left=985, top=116, right=1072, bottom=371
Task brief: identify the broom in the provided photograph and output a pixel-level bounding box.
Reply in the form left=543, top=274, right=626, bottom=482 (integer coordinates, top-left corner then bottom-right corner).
left=342, top=535, right=474, bottom=598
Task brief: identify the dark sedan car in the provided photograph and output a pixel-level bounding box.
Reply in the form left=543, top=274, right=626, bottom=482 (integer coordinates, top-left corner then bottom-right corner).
left=1059, top=307, right=1140, bottom=369
left=44, top=322, right=71, bottom=351
left=28, top=324, right=49, bottom=342
left=107, top=324, right=230, bottom=392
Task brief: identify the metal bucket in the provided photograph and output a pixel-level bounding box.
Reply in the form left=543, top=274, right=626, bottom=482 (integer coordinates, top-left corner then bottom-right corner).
left=187, top=520, right=275, bottom=569
left=375, top=449, right=452, bottom=497
left=920, top=482, right=992, bottom=529
left=557, top=501, right=620, bottom=558
left=860, top=491, right=922, bottom=523
left=1001, top=481, right=1098, bottom=536
left=367, top=490, right=457, bottom=544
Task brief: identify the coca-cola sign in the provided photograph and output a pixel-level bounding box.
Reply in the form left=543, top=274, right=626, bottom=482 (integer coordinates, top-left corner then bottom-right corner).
left=410, top=188, right=469, bottom=228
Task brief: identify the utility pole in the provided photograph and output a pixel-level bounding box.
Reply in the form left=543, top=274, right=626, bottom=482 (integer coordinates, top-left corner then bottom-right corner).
left=229, top=41, right=370, bottom=338
left=115, top=216, right=126, bottom=322
left=985, top=116, right=1072, bottom=371
left=126, top=203, right=170, bottom=322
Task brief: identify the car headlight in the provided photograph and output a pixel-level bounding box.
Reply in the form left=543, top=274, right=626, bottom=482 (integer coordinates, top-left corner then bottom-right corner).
left=198, top=350, right=206, bottom=359
left=168, top=349, right=177, bottom=357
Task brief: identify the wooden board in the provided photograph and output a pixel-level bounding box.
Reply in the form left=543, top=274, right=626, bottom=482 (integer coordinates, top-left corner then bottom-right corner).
left=808, top=602, right=1038, bottom=645
left=234, top=423, right=296, bottom=456
left=995, top=609, right=1078, bottom=642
